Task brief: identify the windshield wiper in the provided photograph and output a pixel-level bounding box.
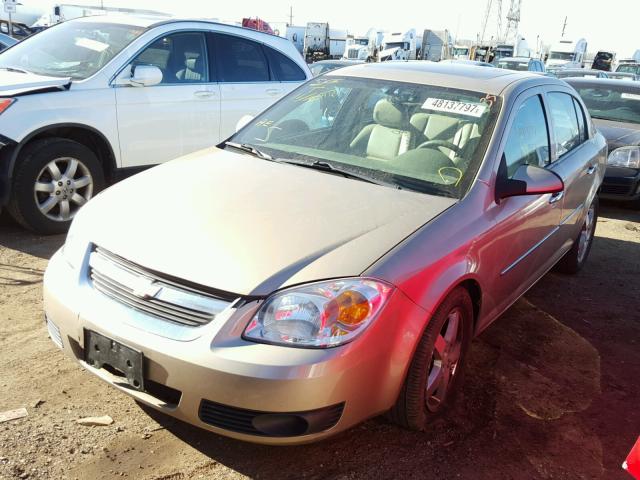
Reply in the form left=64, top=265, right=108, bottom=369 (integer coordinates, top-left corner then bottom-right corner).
left=0, top=66, right=30, bottom=74
left=224, top=141, right=274, bottom=161
left=280, top=159, right=396, bottom=187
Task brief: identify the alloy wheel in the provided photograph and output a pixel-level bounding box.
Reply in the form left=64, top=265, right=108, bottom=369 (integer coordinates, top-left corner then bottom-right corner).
left=425, top=308, right=464, bottom=412
left=33, top=157, right=93, bottom=222
left=577, top=203, right=596, bottom=264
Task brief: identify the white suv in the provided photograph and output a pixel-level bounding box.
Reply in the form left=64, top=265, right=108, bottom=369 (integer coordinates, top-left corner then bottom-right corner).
left=0, top=16, right=310, bottom=233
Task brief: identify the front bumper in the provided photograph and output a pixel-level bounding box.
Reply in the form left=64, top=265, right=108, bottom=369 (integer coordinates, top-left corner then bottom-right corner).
left=43, top=250, right=427, bottom=445
left=599, top=166, right=640, bottom=201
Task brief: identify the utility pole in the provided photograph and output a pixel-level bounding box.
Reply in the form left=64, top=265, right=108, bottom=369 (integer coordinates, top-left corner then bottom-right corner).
left=289, top=6, right=293, bottom=27
left=561, top=16, right=567, bottom=37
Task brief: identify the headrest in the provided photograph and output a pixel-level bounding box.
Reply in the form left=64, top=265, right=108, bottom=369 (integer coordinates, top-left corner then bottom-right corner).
left=184, top=57, right=201, bottom=71
left=373, top=98, right=406, bottom=129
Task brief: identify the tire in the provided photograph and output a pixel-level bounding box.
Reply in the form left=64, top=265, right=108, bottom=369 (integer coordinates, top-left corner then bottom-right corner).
left=7, top=138, right=105, bottom=235
left=556, top=196, right=598, bottom=274
left=388, top=287, right=474, bottom=430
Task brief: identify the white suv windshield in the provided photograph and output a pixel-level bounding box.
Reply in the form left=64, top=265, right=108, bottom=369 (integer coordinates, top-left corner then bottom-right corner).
left=0, top=21, right=145, bottom=80
left=231, top=76, right=501, bottom=198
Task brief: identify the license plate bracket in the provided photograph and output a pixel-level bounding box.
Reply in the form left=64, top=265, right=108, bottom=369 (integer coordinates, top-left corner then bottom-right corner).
left=84, top=330, right=144, bottom=391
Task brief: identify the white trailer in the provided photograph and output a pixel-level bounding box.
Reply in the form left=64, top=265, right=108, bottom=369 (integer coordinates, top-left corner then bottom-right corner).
left=546, top=38, right=588, bottom=69
left=304, top=22, right=330, bottom=62
left=286, top=25, right=305, bottom=54
left=378, top=29, right=417, bottom=61
left=420, top=29, right=452, bottom=61
left=329, top=28, right=348, bottom=59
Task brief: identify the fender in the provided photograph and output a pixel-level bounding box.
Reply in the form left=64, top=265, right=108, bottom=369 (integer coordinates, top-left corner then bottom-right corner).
left=0, top=123, right=118, bottom=206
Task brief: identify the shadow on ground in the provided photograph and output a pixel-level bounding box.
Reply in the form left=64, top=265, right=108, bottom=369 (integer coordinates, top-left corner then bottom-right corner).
left=0, top=210, right=64, bottom=259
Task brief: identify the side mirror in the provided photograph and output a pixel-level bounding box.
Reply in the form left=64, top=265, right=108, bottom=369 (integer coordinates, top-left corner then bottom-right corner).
left=235, top=115, right=254, bottom=132
left=496, top=164, right=564, bottom=203
left=129, top=65, right=163, bottom=87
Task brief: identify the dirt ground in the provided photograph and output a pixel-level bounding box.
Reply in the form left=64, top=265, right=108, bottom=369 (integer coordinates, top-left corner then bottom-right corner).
left=0, top=202, right=638, bottom=480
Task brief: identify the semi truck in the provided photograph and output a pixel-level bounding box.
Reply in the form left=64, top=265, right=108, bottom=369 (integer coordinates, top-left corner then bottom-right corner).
left=329, top=28, right=348, bottom=59
left=420, top=29, right=452, bottom=61
left=342, top=28, right=383, bottom=61
left=378, top=29, right=417, bottom=61
left=286, top=25, right=305, bottom=54
left=304, top=22, right=330, bottom=62
left=546, top=38, right=588, bottom=69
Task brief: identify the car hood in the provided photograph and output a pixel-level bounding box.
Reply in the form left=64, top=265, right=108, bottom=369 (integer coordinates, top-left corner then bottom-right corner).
left=81, top=148, right=456, bottom=297
left=0, top=70, right=70, bottom=95
left=593, top=118, right=640, bottom=150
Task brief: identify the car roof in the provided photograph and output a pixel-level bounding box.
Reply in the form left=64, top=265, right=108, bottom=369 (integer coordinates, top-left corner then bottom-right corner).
left=565, top=77, right=640, bottom=90
left=72, top=14, right=285, bottom=41
left=498, top=57, right=533, bottom=62
left=327, top=60, right=559, bottom=95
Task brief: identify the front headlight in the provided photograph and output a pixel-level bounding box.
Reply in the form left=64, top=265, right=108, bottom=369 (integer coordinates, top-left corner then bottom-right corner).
left=607, top=146, right=640, bottom=168
left=243, top=278, right=393, bottom=348
left=62, top=218, right=88, bottom=269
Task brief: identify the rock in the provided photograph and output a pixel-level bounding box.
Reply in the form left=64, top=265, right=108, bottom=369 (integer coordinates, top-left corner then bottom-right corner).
left=76, top=416, right=114, bottom=426
left=32, top=400, right=45, bottom=409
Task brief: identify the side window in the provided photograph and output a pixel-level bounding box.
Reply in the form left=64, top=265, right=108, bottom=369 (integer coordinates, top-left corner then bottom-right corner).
left=216, top=34, right=270, bottom=82
left=572, top=97, right=587, bottom=142
left=134, top=32, right=208, bottom=84
left=263, top=46, right=306, bottom=81
left=503, top=95, right=550, bottom=178
left=547, top=92, right=581, bottom=157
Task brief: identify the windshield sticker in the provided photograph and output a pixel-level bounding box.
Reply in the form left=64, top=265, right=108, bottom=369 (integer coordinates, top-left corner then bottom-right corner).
left=438, top=166, right=463, bottom=186
left=422, top=98, right=488, bottom=118
left=621, top=93, right=640, bottom=101
left=75, top=37, right=110, bottom=52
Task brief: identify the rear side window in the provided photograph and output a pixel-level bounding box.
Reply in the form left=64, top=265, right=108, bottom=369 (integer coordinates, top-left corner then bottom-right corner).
left=547, top=92, right=582, bottom=157
left=216, top=34, right=269, bottom=82
left=503, top=95, right=550, bottom=178
left=572, top=97, right=587, bottom=142
left=264, top=46, right=306, bottom=81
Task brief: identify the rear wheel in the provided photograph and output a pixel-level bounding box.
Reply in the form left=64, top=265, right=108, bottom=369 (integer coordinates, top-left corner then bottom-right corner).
left=388, top=287, right=473, bottom=430
left=8, top=138, right=105, bottom=234
left=556, top=197, right=598, bottom=274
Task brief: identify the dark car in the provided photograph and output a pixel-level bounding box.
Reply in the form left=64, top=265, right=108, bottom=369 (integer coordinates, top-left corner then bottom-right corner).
left=592, top=51, right=615, bottom=72
left=568, top=78, right=640, bottom=205
left=495, top=56, right=545, bottom=73
left=310, top=59, right=364, bottom=76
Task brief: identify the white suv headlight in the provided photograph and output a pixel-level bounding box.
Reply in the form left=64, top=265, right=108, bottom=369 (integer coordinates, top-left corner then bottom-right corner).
left=607, top=146, right=640, bottom=168
left=244, top=278, right=393, bottom=348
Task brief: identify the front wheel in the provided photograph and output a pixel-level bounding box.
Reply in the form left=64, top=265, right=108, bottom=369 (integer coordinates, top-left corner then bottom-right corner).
left=388, top=287, right=473, bottom=430
left=7, top=138, right=105, bottom=235
left=556, top=197, right=598, bottom=274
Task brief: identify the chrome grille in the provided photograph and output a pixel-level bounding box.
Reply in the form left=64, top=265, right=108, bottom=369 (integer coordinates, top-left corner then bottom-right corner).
left=46, top=317, right=63, bottom=349
left=89, top=247, right=231, bottom=327
left=347, top=49, right=359, bottom=59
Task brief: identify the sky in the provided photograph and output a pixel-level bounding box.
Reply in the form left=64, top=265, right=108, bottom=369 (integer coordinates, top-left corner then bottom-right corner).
left=5, top=0, right=640, bottom=56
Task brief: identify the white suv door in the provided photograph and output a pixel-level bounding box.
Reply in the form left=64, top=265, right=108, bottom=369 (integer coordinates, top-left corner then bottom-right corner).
left=114, top=31, right=221, bottom=167
left=214, top=33, right=307, bottom=140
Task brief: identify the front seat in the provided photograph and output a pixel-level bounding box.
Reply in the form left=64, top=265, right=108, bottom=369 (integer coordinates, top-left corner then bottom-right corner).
left=176, top=56, right=204, bottom=82
left=350, top=99, right=412, bottom=161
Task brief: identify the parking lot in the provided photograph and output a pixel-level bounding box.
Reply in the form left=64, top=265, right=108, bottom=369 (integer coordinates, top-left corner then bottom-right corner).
left=0, top=201, right=638, bottom=480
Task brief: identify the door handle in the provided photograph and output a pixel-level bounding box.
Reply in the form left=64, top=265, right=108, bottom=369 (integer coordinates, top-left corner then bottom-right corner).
left=549, top=191, right=564, bottom=204
left=586, top=165, right=597, bottom=175
left=194, top=90, right=217, bottom=98
left=266, top=88, right=282, bottom=96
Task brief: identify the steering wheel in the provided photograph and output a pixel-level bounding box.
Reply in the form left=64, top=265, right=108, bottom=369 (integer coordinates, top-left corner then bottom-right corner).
left=417, top=140, right=462, bottom=155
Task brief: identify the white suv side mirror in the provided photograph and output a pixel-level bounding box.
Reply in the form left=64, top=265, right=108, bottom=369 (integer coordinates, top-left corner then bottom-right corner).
left=129, top=65, right=163, bottom=87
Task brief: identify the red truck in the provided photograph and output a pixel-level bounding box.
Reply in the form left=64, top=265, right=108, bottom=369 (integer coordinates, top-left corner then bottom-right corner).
left=242, top=17, right=275, bottom=35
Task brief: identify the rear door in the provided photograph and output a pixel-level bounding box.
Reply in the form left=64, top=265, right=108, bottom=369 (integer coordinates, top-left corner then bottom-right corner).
left=214, top=33, right=307, bottom=140
left=542, top=90, right=598, bottom=245
left=115, top=31, right=221, bottom=167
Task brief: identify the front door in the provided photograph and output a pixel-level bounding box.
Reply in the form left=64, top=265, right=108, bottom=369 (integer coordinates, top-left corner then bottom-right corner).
left=483, top=93, right=563, bottom=322
left=115, top=31, right=220, bottom=168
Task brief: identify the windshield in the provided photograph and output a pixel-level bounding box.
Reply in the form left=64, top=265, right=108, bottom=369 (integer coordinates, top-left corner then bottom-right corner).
left=496, top=60, right=529, bottom=71
left=574, top=85, right=640, bottom=125
left=617, top=64, right=640, bottom=75
left=0, top=21, right=145, bottom=80
left=453, top=47, right=469, bottom=56
left=549, top=51, right=574, bottom=61
left=355, top=39, right=369, bottom=46
left=384, top=42, right=408, bottom=50
left=230, top=76, right=501, bottom=198
left=310, top=63, right=339, bottom=76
